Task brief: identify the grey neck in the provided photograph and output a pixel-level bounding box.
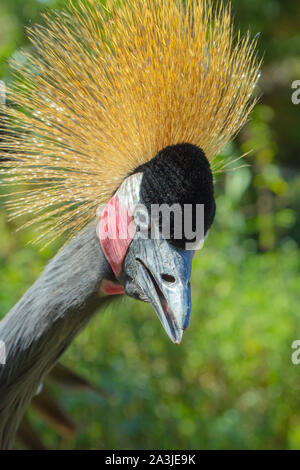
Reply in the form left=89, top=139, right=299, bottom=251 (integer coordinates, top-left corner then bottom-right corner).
left=0, top=222, right=114, bottom=449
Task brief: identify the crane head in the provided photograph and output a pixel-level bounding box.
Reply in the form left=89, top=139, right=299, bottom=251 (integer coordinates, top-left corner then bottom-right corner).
left=1, top=0, right=260, bottom=344
left=98, top=144, right=215, bottom=344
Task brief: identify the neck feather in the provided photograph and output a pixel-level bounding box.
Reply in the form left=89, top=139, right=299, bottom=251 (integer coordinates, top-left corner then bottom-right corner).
left=0, top=222, right=114, bottom=449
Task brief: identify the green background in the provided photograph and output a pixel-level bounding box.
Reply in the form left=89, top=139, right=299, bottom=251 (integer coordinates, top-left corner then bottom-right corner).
left=0, top=0, right=300, bottom=449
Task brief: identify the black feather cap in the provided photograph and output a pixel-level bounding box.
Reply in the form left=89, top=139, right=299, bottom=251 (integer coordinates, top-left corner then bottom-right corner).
left=134, top=143, right=216, bottom=249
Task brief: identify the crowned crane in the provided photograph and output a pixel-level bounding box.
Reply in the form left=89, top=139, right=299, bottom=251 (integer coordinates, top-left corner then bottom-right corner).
left=0, top=0, right=261, bottom=449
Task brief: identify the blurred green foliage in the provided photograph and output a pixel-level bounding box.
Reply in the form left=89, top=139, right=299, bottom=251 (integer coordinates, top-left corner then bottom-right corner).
left=1, top=0, right=300, bottom=450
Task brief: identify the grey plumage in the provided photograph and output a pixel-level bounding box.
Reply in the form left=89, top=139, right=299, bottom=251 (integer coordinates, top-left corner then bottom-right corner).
left=0, top=222, right=115, bottom=449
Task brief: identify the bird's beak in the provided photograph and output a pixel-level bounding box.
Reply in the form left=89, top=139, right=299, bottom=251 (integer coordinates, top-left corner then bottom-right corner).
left=121, top=235, right=193, bottom=344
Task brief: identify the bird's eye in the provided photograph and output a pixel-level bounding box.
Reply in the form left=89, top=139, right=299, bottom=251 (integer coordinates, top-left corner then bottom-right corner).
left=161, top=274, right=176, bottom=284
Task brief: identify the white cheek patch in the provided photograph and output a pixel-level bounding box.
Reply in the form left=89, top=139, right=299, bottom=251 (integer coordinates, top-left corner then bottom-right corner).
left=98, top=173, right=143, bottom=277
left=117, top=172, right=143, bottom=210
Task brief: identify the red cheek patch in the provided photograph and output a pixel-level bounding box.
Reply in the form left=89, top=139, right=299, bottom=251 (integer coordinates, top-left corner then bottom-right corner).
left=100, top=280, right=125, bottom=296
left=99, top=194, right=136, bottom=277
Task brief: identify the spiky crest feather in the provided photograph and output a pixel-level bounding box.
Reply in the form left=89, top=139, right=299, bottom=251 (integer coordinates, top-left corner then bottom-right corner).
left=0, top=0, right=261, bottom=243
